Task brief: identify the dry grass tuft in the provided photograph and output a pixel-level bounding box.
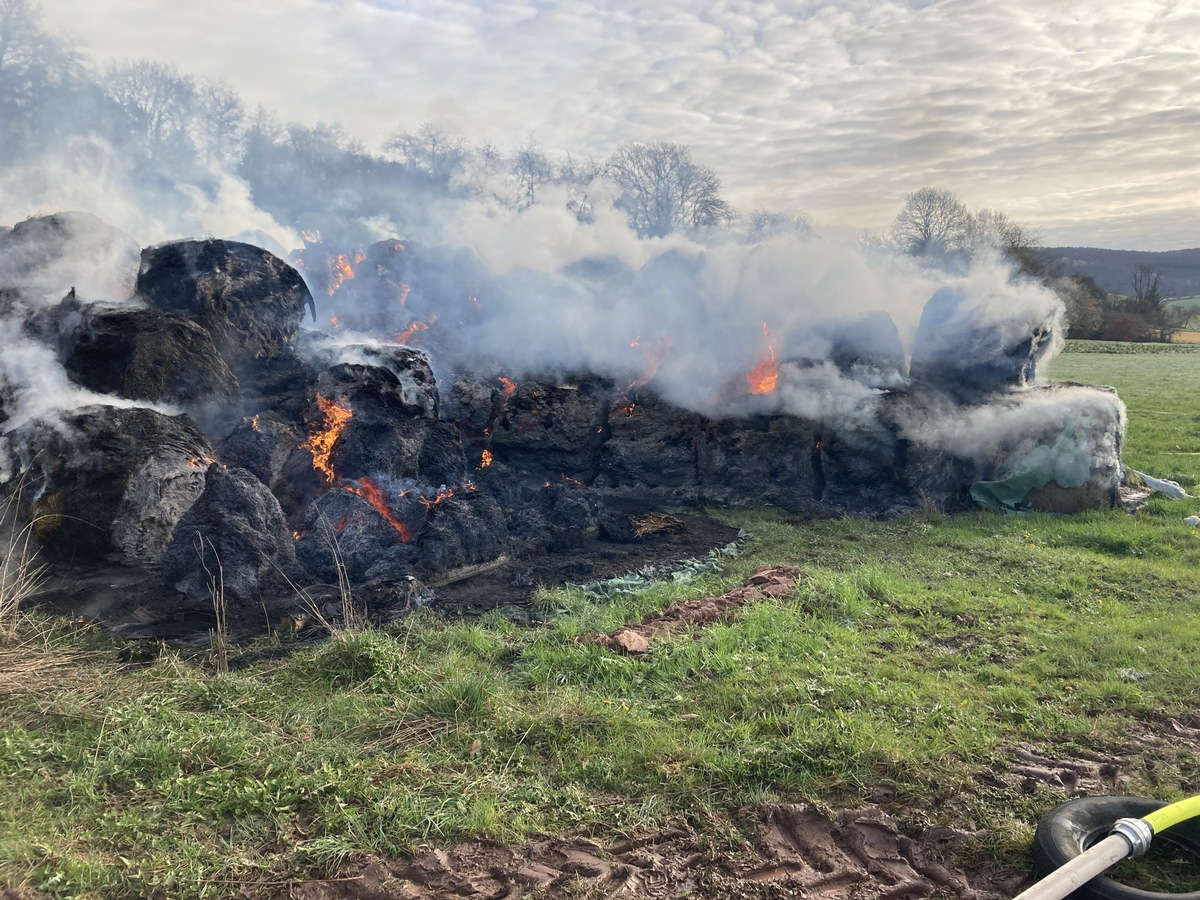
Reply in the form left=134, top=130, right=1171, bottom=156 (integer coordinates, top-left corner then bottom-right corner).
left=1, top=482, right=49, bottom=643
left=631, top=512, right=687, bottom=538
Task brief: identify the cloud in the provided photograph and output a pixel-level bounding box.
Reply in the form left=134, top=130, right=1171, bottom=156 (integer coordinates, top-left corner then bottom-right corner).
left=35, top=0, right=1200, bottom=249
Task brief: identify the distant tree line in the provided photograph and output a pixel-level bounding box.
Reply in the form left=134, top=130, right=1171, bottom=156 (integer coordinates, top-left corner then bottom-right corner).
left=0, top=0, right=779, bottom=246
left=885, top=187, right=1185, bottom=342
left=1, top=0, right=1183, bottom=343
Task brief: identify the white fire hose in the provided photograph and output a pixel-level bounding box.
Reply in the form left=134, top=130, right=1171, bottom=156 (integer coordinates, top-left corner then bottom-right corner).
left=1013, top=794, right=1200, bottom=900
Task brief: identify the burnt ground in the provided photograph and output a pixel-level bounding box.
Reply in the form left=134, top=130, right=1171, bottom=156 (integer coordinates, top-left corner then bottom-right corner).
left=427, top=513, right=742, bottom=619
left=28, top=512, right=741, bottom=641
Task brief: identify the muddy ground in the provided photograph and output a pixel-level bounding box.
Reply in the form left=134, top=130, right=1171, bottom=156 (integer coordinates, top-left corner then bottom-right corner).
left=31, top=513, right=741, bottom=641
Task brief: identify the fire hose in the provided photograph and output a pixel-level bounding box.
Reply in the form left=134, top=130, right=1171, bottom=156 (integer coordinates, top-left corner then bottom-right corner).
left=1014, top=794, right=1200, bottom=900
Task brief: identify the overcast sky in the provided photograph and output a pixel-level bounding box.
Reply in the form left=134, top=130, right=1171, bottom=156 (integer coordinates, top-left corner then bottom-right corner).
left=40, top=0, right=1200, bottom=250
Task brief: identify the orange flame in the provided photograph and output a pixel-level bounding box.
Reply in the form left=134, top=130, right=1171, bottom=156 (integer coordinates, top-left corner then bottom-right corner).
left=628, top=337, right=673, bottom=390
left=303, top=393, right=353, bottom=485
left=419, top=488, right=455, bottom=509
left=396, top=314, right=438, bottom=345
left=327, top=253, right=358, bottom=296
left=301, top=229, right=321, bottom=244
left=249, top=414, right=260, bottom=432
left=397, top=283, right=411, bottom=307
left=746, top=323, right=779, bottom=395
left=330, top=315, right=342, bottom=328
left=497, top=376, right=516, bottom=398
left=477, top=449, right=494, bottom=470
left=347, top=476, right=414, bottom=541
left=187, top=455, right=217, bottom=468
left=292, top=530, right=304, bottom=540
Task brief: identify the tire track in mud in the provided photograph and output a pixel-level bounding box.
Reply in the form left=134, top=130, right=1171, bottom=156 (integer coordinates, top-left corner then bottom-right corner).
left=289, top=803, right=1012, bottom=899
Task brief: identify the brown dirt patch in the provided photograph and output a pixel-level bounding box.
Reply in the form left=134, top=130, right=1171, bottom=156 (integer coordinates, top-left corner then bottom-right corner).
left=286, top=803, right=1016, bottom=899
left=979, top=743, right=1129, bottom=797
left=581, top=565, right=802, bottom=654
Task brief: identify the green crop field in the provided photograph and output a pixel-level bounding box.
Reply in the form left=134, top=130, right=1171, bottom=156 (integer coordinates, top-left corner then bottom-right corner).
left=2, top=341, right=1199, bottom=898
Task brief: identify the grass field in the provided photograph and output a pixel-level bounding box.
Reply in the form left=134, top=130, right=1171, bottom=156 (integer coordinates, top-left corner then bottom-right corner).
left=2, top=341, right=1199, bottom=897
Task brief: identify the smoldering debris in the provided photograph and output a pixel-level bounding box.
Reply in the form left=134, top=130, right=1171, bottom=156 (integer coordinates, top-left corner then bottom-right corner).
left=0, top=212, right=1126, bottom=635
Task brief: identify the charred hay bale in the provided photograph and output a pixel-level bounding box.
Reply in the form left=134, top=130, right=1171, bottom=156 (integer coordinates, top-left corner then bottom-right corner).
left=496, top=481, right=603, bottom=557
left=489, top=378, right=609, bottom=474
left=443, top=373, right=506, bottom=434
left=805, top=310, right=907, bottom=387
left=317, top=361, right=437, bottom=421
left=413, top=492, right=510, bottom=578
left=347, top=417, right=468, bottom=493
left=909, top=286, right=1062, bottom=399
left=812, top=422, right=915, bottom=516
left=294, top=487, right=420, bottom=585
left=57, top=300, right=239, bottom=409
left=696, top=415, right=825, bottom=514
left=0, top=212, right=140, bottom=303
left=596, top=393, right=703, bottom=495
left=162, top=465, right=299, bottom=615
left=16, top=406, right=212, bottom=566
left=136, top=239, right=314, bottom=388
left=307, top=344, right=439, bottom=418
left=214, top=412, right=319, bottom=525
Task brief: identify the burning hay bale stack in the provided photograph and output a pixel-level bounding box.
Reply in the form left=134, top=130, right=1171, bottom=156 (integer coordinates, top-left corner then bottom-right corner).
left=0, top=213, right=1129, bottom=634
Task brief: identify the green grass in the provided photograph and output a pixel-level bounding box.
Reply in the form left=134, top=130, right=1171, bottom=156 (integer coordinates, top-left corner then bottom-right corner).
left=1053, top=340, right=1200, bottom=487
left=2, top=343, right=1200, bottom=897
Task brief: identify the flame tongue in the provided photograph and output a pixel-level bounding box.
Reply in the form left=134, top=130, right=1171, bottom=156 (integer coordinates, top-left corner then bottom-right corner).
left=303, top=393, right=353, bottom=484
left=627, top=336, right=673, bottom=390
left=396, top=314, right=438, bottom=345
left=746, top=323, right=779, bottom=395
left=347, top=476, right=414, bottom=541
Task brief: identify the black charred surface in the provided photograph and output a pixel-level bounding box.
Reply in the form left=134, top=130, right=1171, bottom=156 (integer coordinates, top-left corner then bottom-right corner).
left=162, top=465, right=300, bottom=617
left=489, top=377, right=611, bottom=478
left=296, top=488, right=420, bottom=584
left=414, top=491, right=510, bottom=578
left=697, top=415, right=824, bottom=513
left=2, top=226, right=1128, bottom=636
left=19, top=406, right=212, bottom=567
left=909, top=287, right=1061, bottom=400
left=316, top=365, right=468, bottom=490
left=137, top=239, right=314, bottom=391
left=60, top=302, right=239, bottom=408
left=598, top=394, right=704, bottom=495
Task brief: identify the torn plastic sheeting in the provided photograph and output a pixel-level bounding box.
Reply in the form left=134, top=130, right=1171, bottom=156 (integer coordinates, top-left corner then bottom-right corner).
left=970, top=431, right=1093, bottom=513
left=1130, top=469, right=1190, bottom=500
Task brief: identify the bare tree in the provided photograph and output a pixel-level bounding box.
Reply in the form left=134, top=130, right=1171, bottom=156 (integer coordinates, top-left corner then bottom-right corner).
left=195, top=79, right=246, bottom=167
left=1131, top=264, right=1171, bottom=340
left=511, top=139, right=554, bottom=209
left=890, top=187, right=973, bottom=257
left=1052, top=275, right=1105, bottom=339
left=744, top=209, right=813, bottom=242
left=104, top=59, right=197, bottom=156
left=0, top=0, right=76, bottom=152
left=968, top=207, right=1044, bottom=276
left=605, top=141, right=734, bottom=237
left=383, top=123, right=471, bottom=183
